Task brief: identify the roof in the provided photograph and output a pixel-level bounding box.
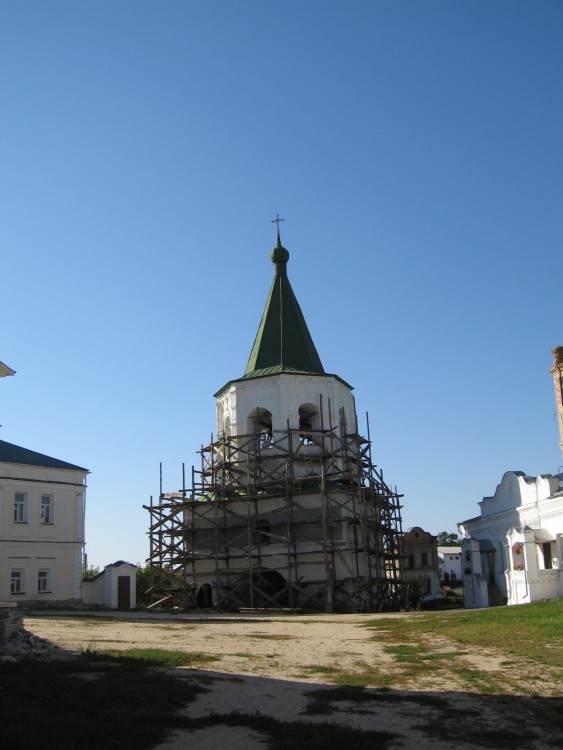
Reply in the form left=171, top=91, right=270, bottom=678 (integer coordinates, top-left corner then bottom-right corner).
left=0, top=439, right=88, bottom=472
left=243, top=231, right=325, bottom=379
left=0, top=361, right=16, bottom=377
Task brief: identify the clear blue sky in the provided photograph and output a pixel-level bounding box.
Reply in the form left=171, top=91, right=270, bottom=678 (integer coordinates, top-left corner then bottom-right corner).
left=1, top=1, right=561, bottom=569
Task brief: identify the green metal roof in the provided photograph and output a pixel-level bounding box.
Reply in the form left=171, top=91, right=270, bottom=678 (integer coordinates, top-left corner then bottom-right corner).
left=0, top=439, right=88, bottom=472
left=243, top=231, right=324, bottom=379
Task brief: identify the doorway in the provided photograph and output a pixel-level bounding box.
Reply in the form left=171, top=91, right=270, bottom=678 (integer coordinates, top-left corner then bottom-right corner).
left=117, top=576, right=131, bottom=610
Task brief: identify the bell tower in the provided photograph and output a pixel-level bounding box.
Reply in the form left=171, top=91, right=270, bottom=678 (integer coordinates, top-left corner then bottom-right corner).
left=147, top=222, right=406, bottom=614
left=214, top=228, right=356, bottom=464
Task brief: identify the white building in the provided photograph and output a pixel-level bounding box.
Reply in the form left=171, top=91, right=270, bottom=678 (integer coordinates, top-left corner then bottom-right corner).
left=0, top=440, right=88, bottom=604
left=148, top=229, right=406, bottom=612
left=437, top=546, right=462, bottom=583
left=459, top=346, right=563, bottom=608
left=82, top=561, right=137, bottom=610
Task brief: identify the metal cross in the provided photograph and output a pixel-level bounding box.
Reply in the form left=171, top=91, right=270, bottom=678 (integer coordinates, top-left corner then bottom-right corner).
left=271, top=214, right=285, bottom=230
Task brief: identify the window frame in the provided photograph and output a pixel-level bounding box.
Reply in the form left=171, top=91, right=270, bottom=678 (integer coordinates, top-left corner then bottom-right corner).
left=37, top=568, right=52, bottom=594
left=40, top=494, right=54, bottom=525
left=13, top=492, right=27, bottom=523
left=10, top=568, right=25, bottom=595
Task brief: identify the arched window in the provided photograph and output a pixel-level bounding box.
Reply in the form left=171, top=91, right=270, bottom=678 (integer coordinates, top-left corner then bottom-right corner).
left=224, top=416, right=231, bottom=438
left=248, top=408, right=273, bottom=449
left=298, top=403, right=318, bottom=444
left=421, top=552, right=428, bottom=567
left=196, top=583, right=213, bottom=609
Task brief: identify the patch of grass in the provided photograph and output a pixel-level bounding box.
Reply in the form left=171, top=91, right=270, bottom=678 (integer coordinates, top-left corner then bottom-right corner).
left=0, top=655, right=206, bottom=750
left=189, top=712, right=395, bottom=749
left=384, top=644, right=420, bottom=661
left=420, top=651, right=467, bottom=660
left=98, top=648, right=221, bottom=668
left=247, top=633, right=296, bottom=640
left=334, top=671, right=389, bottom=688
left=358, top=598, right=563, bottom=693
left=365, top=598, right=563, bottom=666
left=304, top=685, right=448, bottom=715
left=302, top=686, right=376, bottom=716
left=453, top=667, right=504, bottom=694
left=421, top=714, right=541, bottom=748
left=303, top=664, right=338, bottom=675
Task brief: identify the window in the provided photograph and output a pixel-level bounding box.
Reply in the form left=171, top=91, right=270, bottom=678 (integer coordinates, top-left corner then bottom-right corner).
left=541, top=543, right=553, bottom=570
left=421, top=552, right=428, bottom=567
left=11, top=569, right=25, bottom=595
left=248, top=408, right=273, bottom=449
left=13, top=492, right=27, bottom=523
left=408, top=553, right=415, bottom=569
left=298, top=403, right=318, bottom=444
left=37, top=569, right=52, bottom=593
left=41, top=495, right=54, bottom=524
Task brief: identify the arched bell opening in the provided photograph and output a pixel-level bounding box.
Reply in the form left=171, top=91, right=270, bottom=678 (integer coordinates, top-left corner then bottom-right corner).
left=298, top=403, right=318, bottom=445
left=247, top=408, right=273, bottom=449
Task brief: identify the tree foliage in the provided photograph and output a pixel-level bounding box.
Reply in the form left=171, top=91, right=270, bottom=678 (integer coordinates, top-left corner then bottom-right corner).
left=436, top=531, right=461, bottom=546
left=404, top=573, right=423, bottom=610
left=136, top=564, right=153, bottom=607
left=81, top=565, right=101, bottom=581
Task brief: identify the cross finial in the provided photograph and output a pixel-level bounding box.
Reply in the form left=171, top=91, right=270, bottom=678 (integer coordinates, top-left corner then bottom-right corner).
left=271, top=213, right=285, bottom=246
left=271, top=213, right=285, bottom=230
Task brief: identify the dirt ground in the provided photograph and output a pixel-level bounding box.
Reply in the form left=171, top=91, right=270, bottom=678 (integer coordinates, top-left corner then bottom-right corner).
left=24, top=610, right=563, bottom=750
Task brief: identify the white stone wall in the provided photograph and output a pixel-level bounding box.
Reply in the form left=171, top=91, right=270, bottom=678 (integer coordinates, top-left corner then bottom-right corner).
left=216, top=373, right=356, bottom=438
left=82, top=562, right=137, bottom=609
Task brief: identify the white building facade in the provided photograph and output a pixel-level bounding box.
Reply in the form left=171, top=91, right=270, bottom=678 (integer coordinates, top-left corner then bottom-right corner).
left=459, top=472, right=563, bottom=607
left=459, top=346, right=563, bottom=608
left=437, top=546, right=463, bottom=583
left=82, top=561, right=137, bottom=610
left=0, top=440, right=88, bottom=604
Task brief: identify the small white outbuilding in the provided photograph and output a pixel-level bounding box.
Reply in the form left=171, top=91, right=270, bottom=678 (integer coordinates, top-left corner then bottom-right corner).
left=82, top=561, right=137, bottom=610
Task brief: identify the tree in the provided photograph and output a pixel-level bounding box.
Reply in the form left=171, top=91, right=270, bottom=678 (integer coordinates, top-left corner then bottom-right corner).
left=436, top=531, right=461, bottom=546
left=136, top=563, right=154, bottom=607
left=404, top=573, right=423, bottom=610
left=81, top=565, right=101, bottom=581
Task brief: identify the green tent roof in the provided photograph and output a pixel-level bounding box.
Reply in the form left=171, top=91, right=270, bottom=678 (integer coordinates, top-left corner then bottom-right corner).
left=243, top=232, right=324, bottom=379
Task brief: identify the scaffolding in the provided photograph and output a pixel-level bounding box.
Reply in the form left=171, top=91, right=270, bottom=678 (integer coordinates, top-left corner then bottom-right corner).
left=145, top=408, right=406, bottom=612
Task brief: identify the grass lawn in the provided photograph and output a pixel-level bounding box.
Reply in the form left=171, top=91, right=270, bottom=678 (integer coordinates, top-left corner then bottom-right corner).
left=0, top=651, right=205, bottom=750
left=292, top=599, right=562, bottom=694
left=365, top=597, right=562, bottom=664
